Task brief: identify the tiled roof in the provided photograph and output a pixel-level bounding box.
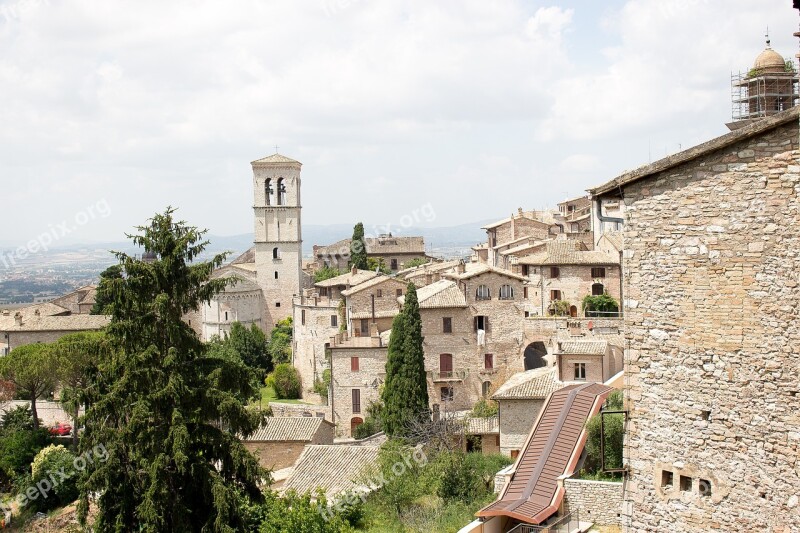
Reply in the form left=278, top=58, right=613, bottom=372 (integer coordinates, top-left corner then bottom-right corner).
left=282, top=444, right=381, bottom=499
left=315, top=269, right=379, bottom=288
left=231, top=246, right=256, bottom=265
left=340, top=275, right=405, bottom=296
left=482, top=212, right=550, bottom=231
left=398, top=280, right=467, bottom=309
left=492, top=367, right=561, bottom=400
left=558, top=340, right=608, bottom=356
left=8, top=302, right=71, bottom=319
left=400, top=259, right=462, bottom=279
left=244, top=417, right=328, bottom=442
left=517, top=240, right=620, bottom=266
left=589, top=106, right=800, bottom=196
left=499, top=240, right=547, bottom=257
left=350, top=310, right=399, bottom=320
left=0, top=314, right=110, bottom=332
left=599, top=232, right=623, bottom=252
left=466, top=416, right=499, bottom=435
left=315, top=236, right=426, bottom=256
left=444, top=263, right=527, bottom=282
left=251, top=153, right=301, bottom=165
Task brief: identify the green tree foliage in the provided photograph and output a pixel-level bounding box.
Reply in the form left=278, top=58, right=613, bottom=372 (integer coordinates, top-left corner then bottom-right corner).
left=403, top=257, right=429, bottom=269
left=470, top=398, right=498, bottom=419
left=0, top=407, right=50, bottom=491
left=437, top=451, right=479, bottom=502
left=366, top=257, right=390, bottom=274
left=90, top=264, right=123, bottom=315
left=0, top=344, right=58, bottom=430
left=313, top=265, right=343, bottom=283
left=312, top=369, right=331, bottom=403
left=239, top=489, right=359, bottom=532
left=548, top=299, right=571, bottom=317
left=227, top=322, right=271, bottom=375
left=381, top=283, right=429, bottom=437
left=583, top=390, right=624, bottom=478
left=352, top=401, right=383, bottom=440
left=204, top=342, right=261, bottom=404
left=349, top=222, right=368, bottom=270
left=53, top=331, right=110, bottom=447
left=1, top=405, right=39, bottom=432
left=581, top=293, right=619, bottom=317
left=266, top=363, right=302, bottom=400
left=77, top=208, right=266, bottom=531
left=268, top=317, right=293, bottom=365
left=30, top=444, right=79, bottom=511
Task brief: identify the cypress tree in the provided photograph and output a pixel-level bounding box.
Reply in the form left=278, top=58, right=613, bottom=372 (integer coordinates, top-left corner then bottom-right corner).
left=78, top=208, right=265, bottom=531
left=381, top=283, right=429, bottom=437
left=350, top=222, right=368, bottom=270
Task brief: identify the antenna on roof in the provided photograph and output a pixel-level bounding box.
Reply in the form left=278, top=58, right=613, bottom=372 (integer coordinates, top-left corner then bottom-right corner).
left=766, top=26, right=770, bottom=47
left=274, top=144, right=279, bottom=153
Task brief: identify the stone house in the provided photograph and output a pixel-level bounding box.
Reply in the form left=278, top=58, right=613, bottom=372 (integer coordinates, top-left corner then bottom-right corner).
left=0, top=311, right=110, bottom=354
left=588, top=106, right=800, bottom=531
left=555, top=339, right=622, bottom=384
left=313, top=267, right=378, bottom=302
left=313, top=235, right=427, bottom=272
left=492, top=366, right=561, bottom=457
left=465, top=416, right=500, bottom=455
left=341, top=275, right=407, bottom=337
left=481, top=209, right=552, bottom=267
left=400, top=259, right=461, bottom=287
left=329, top=339, right=388, bottom=437
left=553, top=195, right=592, bottom=237
left=241, top=416, right=335, bottom=471
left=516, top=240, right=621, bottom=317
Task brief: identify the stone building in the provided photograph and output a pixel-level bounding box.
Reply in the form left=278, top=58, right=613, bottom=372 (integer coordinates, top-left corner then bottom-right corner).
left=0, top=312, right=110, bottom=354
left=516, top=240, right=621, bottom=317
left=241, top=416, right=334, bottom=471
left=329, top=338, right=388, bottom=436
left=553, top=195, right=592, bottom=238
left=555, top=339, right=622, bottom=384
left=589, top=106, right=800, bottom=531
left=313, top=235, right=427, bottom=272
left=480, top=209, right=553, bottom=267
left=341, top=275, right=407, bottom=336
left=465, top=416, right=500, bottom=455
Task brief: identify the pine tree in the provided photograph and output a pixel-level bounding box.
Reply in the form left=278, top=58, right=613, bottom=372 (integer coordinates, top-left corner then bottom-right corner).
left=90, top=264, right=122, bottom=315
left=381, top=283, right=429, bottom=437
left=78, top=208, right=265, bottom=532
left=350, top=222, right=368, bottom=270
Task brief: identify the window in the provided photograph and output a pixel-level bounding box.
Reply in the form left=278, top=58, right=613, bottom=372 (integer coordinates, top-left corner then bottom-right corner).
left=574, top=362, right=586, bottom=380
left=442, top=317, right=452, bottom=334
left=274, top=271, right=279, bottom=279
left=301, top=310, right=305, bottom=325
left=351, top=389, right=361, bottom=413
left=439, top=353, right=453, bottom=378
left=521, top=265, right=529, bottom=276
left=474, top=316, right=489, bottom=332
left=484, top=353, right=494, bottom=370
left=591, top=267, right=606, bottom=278
left=390, top=258, right=398, bottom=270
left=499, top=284, right=514, bottom=300
left=276, top=178, right=286, bottom=205
left=476, top=285, right=491, bottom=300
left=482, top=381, right=491, bottom=398
left=680, top=475, right=692, bottom=492
left=273, top=247, right=280, bottom=259
left=359, top=319, right=369, bottom=336
left=440, top=386, right=453, bottom=402
left=550, top=267, right=560, bottom=278
left=510, top=450, right=520, bottom=459
left=265, top=179, right=273, bottom=205
left=377, top=289, right=383, bottom=298
left=661, top=470, right=674, bottom=489
left=275, top=302, right=281, bottom=308
left=351, top=357, right=360, bottom=372
left=320, top=287, right=328, bottom=297
left=591, top=283, right=604, bottom=296
left=396, top=288, right=403, bottom=297
left=330, top=315, right=338, bottom=327
left=523, top=287, right=528, bottom=298
left=550, top=290, right=562, bottom=301
left=224, top=311, right=228, bottom=321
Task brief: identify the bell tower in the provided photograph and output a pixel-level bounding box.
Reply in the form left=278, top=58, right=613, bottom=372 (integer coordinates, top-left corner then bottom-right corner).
left=251, top=153, right=303, bottom=331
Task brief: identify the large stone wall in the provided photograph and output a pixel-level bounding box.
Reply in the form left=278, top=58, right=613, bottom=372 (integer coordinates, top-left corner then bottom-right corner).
left=498, top=398, right=544, bottom=456
left=563, top=478, right=623, bottom=527
left=292, top=300, right=339, bottom=401
left=525, top=264, right=621, bottom=317
left=330, top=345, right=387, bottom=436
left=244, top=441, right=307, bottom=471
left=620, top=119, right=800, bottom=531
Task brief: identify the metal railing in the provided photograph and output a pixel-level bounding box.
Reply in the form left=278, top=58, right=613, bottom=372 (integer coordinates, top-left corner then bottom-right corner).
left=428, top=370, right=467, bottom=381
left=507, top=511, right=580, bottom=533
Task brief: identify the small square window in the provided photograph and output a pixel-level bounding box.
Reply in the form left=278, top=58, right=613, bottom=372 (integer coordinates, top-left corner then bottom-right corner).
left=440, top=386, right=453, bottom=402
left=680, top=475, right=692, bottom=492
left=550, top=290, right=562, bottom=301
left=661, top=470, right=674, bottom=489
left=550, top=267, right=560, bottom=278
left=275, top=302, right=281, bottom=308
left=396, top=288, right=403, bottom=297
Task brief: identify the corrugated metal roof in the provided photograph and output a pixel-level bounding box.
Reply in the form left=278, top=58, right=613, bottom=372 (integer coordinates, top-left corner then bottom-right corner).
left=244, top=417, right=329, bottom=442
left=477, top=383, right=613, bottom=524
left=282, top=444, right=381, bottom=499
left=492, top=367, right=561, bottom=400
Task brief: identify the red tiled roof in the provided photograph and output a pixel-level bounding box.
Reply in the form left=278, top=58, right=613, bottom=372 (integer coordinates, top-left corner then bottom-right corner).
left=477, top=382, right=613, bottom=524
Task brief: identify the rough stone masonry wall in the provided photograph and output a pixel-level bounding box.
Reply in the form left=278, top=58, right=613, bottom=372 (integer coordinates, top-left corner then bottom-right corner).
left=621, top=120, right=800, bottom=531
left=498, top=398, right=544, bottom=456
left=563, top=478, right=623, bottom=527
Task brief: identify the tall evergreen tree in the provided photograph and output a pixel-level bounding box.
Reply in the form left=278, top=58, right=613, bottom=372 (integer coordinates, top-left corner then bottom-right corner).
left=78, top=208, right=265, bottom=532
left=90, top=264, right=122, bottom=315
left=381, top=283, right=429, bottom=437
left=349, top=222, right=368, bottom=270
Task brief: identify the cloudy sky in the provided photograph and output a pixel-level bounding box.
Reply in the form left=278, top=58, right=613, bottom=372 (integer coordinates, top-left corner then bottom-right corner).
left=1, top=0, right=797, bottom=244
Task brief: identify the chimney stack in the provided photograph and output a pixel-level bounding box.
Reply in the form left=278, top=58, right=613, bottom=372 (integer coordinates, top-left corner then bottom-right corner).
left=14, top=312, right=22, bottom=326
left=457, top=261, right=466, bottom=274
left=351, top=265, right=358, bottom=275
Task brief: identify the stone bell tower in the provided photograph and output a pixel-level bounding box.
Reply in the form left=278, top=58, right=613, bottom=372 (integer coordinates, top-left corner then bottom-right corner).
left=251, top=153, right=303, bottom=331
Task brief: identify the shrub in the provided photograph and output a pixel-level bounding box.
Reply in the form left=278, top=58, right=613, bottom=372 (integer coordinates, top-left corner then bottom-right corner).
left=313, top=265, right=343, bottom=283
left=267, top=364, right=302, bottom=400
left=583, top=390, right=624, bottom=475
left=548, top=299, right=571, bottom=316
left=582, top=293, right=619, bottom=317
left=312, top=369, right=331, bottom=403
left=470, top=398, right=498, bottom=419
left=0, top=427, right=51, bottom=491
left=437, top=451, right=479, bottom=502
left=258, top=489, right=357, bottom=532
left=403, top=258, right=429, bottom=269
left=268, top=318, right=293, bottom=365
left=1, top=405, right=39, bottom=433
left=30, top=444, right=79, bottom=510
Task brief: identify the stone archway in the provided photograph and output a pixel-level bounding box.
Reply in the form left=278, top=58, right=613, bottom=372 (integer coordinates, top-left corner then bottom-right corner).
left=523, top=341, right=548, bottom=370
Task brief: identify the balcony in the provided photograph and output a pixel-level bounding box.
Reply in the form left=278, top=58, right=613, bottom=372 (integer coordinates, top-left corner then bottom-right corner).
left=428, top=370, right=467, bottom=382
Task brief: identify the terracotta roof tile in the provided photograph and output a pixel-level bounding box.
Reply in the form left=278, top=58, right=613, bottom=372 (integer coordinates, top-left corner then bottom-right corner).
left=558, top=340, right=608, bottom=355
left=518, top=240, right=620, bottom=266
left=0, top=314, right=110, bottom=332
left=251, top=153, right=301, bottom=165
left=244, top=417, right=329, bottom=442
left=282, top=444, right=381, bottom=499
left=492, top=367, right=561, bottom=400
left=466, top=416, right=499, bottom=435
left=398, top=280, right=467, bottom=309
left=315, top=269, right=379, bottom=288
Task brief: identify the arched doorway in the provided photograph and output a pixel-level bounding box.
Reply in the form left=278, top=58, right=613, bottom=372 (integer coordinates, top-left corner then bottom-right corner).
left=523, top=341, right=548, bottom=370
left=350, top=417, right=364, bottom=436
left=569, top=305, right=578, bottom=317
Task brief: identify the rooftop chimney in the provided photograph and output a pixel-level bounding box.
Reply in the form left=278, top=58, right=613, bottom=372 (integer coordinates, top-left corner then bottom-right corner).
left=34, top=309, right=40, bottom=317
left=14, top=312, right=22, bottom=326
left=351, top=265, right=358, bottom=275
left=456, top=261, right=466, bottom=274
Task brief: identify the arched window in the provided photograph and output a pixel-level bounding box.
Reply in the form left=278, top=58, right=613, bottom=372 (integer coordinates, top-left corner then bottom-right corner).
left=476, top=285, right=491, bottom=300
left=277, top=178, right=286, bottom=205
left=499, top=284, right=514, bottom=300
left=273, top=247, right=280, bottom=259
left=482, top=381, right=491, bottom=398
left=265, top=179, right=273, bottom=206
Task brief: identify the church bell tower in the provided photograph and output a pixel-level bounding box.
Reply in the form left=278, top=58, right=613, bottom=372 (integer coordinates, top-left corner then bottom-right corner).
left=251, top=153, right=303, bottom=331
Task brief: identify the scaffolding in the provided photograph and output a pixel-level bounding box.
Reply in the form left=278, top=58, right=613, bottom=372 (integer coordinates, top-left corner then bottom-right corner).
left=731, top=68, right=799, bottom=121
